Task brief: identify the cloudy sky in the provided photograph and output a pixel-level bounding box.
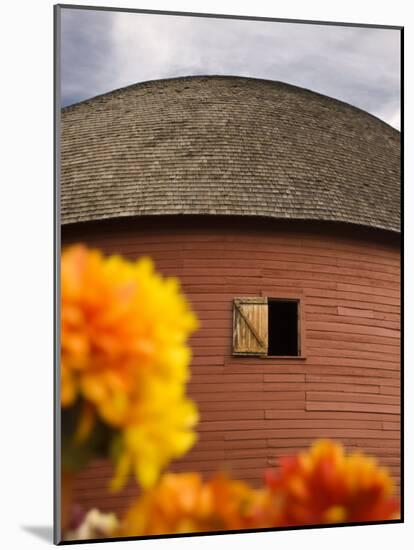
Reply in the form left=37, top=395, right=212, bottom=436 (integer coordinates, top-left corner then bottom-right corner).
left=60, top=8, right=401, bottom=129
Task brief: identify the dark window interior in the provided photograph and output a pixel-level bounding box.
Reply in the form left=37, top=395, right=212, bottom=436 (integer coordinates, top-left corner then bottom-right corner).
left=268, top=299, right=299, bottom=356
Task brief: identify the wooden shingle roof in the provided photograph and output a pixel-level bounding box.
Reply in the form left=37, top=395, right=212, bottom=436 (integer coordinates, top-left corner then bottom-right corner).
left=61, top=76, right=401, bottom=232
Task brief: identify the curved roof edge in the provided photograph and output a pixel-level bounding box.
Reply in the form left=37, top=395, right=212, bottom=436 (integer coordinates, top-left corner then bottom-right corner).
left=61, top=210, right=400, bottom=234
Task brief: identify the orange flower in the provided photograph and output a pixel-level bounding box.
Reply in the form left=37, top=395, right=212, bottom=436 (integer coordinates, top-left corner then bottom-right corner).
left=61, top=245, right=197, bottom=418
left=119, top=472, right=263, bottom=536
left=61, top=244, right=199, bottom=488
left=262, top=440, right=399, bottom=526
left=90, top=441, right=400, bottom=539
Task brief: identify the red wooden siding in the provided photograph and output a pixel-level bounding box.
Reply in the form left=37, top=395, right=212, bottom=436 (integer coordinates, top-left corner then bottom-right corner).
left=62, top=216, right=401, bottom=517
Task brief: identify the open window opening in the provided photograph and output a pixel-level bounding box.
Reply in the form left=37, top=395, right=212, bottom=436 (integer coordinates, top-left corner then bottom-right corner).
left=232, top=296, right=301, bottom=357
left=268, top=299, right=299, bottom=356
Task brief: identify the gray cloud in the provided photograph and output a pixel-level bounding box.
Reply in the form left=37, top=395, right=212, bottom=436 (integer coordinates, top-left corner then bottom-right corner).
left=60, top=9, right=115, bottom=105
left=60, top=8, right=400, bottom=129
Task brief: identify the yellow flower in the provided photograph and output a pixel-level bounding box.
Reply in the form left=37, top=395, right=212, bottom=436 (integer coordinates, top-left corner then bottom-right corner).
left=118, top=472, right=262, bottom=536
left=111, top=377, right=199, bottom=490
left=61, top=244, right=199, bottom=488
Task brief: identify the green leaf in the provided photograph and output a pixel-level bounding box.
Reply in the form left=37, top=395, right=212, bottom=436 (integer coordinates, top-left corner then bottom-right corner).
left=61, top=401, right=117, bottom=472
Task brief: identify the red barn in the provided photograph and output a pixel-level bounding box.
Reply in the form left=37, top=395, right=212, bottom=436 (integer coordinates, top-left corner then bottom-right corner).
left=61, top=76, right=401, bottom=516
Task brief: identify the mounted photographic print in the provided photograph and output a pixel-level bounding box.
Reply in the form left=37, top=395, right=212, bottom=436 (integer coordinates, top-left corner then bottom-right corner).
left=54, top=4, right=403, bottom=544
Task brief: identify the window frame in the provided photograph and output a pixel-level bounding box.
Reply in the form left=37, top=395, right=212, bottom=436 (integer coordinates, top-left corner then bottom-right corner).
left=231, top=291, right=306, bottom=359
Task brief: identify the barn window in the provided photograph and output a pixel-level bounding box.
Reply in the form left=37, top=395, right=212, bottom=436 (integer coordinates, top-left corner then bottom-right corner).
left=233, top=297, right=300, bottom=357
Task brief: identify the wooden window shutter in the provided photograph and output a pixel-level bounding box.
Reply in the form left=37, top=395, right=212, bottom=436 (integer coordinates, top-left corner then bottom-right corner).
left=233, top=297, right=268, bottom=355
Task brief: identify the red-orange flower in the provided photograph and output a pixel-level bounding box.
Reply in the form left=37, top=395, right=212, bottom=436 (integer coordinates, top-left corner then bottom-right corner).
left=262, top=440, right=399, bottom=526
left=119, top=472, right=263, bottom=536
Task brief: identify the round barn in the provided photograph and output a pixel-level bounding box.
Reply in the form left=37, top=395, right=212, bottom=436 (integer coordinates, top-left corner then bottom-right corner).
left=61, top=75, right=401, bottom=516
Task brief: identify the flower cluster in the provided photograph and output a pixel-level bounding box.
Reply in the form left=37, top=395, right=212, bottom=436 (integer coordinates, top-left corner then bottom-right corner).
left=61, top=244, right=199, bottom=489
left=117, top=441, right=399, bottom=537
left=262, top=440, right=400, bottom=526
left=118, top=472, right=264, bottom=536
